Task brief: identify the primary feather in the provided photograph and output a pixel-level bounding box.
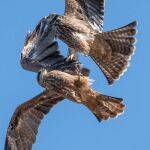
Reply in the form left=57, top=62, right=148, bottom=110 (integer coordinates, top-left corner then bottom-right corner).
left=46, top=0, right=137, bottom=84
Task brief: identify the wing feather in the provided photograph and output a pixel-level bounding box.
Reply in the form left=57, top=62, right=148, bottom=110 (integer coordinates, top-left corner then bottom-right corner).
left=65, top=0, right=105, bottom=31
left=21, top=16, right=58, bottom=73
left=5, top=91, right=64, bottom=150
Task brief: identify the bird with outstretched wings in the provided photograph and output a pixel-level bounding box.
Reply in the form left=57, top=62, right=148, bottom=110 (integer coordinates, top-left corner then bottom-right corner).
left=5, top=17, right=89, bottom=150
left=5, top=15, right=125, bottom=149
left=46, top=0, right=137, bottom=84
left=5, top=91, right=64, bottom=150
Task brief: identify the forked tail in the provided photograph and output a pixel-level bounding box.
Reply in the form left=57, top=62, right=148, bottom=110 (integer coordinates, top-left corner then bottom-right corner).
left=91, top=21, right=137, bottom=84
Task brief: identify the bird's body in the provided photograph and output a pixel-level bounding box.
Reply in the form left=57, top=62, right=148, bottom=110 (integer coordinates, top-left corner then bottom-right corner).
left=54, top=15, right=113, bottom=60
left=4, top=1, right=138, bottom=149
left=40, top=69, right=125, bottom=120
left=5, top=16, right=125, bottom=149
left=47, top=0, right=137, bottom=84
left=26, top=17, right=125, bottom=120
left=54, top=15, right=94, bottom=55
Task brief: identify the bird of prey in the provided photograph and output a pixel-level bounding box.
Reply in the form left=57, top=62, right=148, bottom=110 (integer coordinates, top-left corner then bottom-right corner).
left=5, top=91, right=64, bottom=150
left=5, top=17, right=85, bottom=150
left=46, top=0, right=137, bottom=84
left=5, top=16, right=125, bottom=149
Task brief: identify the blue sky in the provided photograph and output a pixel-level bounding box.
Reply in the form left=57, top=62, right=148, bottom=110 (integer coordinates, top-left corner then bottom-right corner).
left=0, top=0, right=149, bottom=150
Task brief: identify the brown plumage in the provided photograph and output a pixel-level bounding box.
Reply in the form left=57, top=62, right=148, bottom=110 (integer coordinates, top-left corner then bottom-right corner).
left=46, top=0, right=137, bottom=84
left=40, top=70, right=125, bottom=121
left=5, top=91, right=64, bottom=150
left=5, top=16, right=125, bottom=149
left=90, top=21, right=137, bottom=84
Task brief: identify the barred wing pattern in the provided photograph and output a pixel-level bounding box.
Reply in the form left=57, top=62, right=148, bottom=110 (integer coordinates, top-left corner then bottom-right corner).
left=21, top=16, right=57, bottom=73
left=5, top=91, right=64, bottom=150
left=90, top=21, right=137, bottom=84
left=65, top=0, right=105, bottom=30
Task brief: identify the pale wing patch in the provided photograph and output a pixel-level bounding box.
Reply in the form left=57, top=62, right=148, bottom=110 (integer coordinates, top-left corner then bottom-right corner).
left=75, top=33, right=94, bottom=55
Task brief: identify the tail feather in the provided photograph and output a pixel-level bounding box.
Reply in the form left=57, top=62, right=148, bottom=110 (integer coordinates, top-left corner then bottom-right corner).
left=97, top=53, right=129, bottom=84
left=106, top=21, right=137, bottom=37
left=91, top=21, right=137, bottom=84
left=85, top=93, right=125, bottom=121
left=102, top=21, right=137, bottom=56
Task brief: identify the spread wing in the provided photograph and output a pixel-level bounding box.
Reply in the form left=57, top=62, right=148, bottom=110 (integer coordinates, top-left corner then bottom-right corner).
left=21, top=16, right=57, bottom=72
left=5, top=91, right=64, bottom=150
left=65, top=0, right=105, bottom=31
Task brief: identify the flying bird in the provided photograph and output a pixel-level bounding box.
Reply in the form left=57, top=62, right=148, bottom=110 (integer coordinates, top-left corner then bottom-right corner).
left=5, top=16, right=125, bottom=149
left=5, top=91, right=64, bottom=150
left=5, top=18, right=86, bottom=150
left=46, top=0, right=137, bottom=84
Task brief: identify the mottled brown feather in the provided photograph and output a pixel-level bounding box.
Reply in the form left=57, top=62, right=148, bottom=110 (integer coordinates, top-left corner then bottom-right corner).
left=65, top=0, right=105, bottom=30
left=90, top=21, right=137, bottom=84
left=41, top=70, right=125, bottom=121
left=5, top=91, right=64, bottom=150
left=84, top=93, right=125, bottom=121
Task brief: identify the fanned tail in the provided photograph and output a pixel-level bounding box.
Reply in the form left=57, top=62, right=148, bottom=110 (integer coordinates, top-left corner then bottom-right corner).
left=84, top=92, right=125, bottom=121
left=91, top=21, right=137, bottom=84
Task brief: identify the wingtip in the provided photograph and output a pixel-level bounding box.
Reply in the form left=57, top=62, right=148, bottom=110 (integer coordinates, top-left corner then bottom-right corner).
left=132, top=20, right=138, bottom=27
left=132, top=20, right=138, bottom=34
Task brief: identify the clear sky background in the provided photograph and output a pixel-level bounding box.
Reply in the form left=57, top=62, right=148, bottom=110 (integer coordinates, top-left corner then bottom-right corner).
left=0, top=0, right=149, bottom=150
